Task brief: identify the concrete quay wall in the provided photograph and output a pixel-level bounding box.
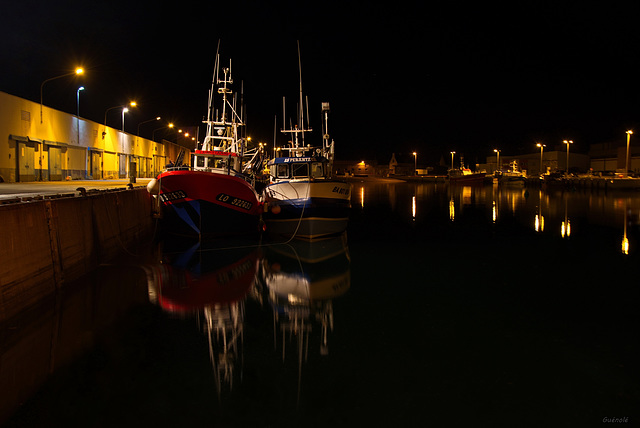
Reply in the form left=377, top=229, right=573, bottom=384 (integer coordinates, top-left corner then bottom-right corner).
left=0, top=188, right=153, bottom=322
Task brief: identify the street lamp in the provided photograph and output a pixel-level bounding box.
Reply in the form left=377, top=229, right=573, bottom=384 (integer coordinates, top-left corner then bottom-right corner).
left=494, top=149, right=501, bottom=173
left=76, top=86, right=85, bottom=117
left=104, top=102, right=137, bottom=137
left=152, top=123, right=174, bottom=142
left=138, top=117, right=161, bottom=136
left=76, top=86, right=84, bottom=144
left=536, top=143, right=546, bottom=176
left=413, top=152, right=417, bottom=175
left=40, top=67, right=84, bottom=123
left=121, top=107, right=129, bottom=132
left=450, top=151, right=456, bottom=170
left=563, top=140, right=573, bottom=175
left=626, top=130, right=633, bottom=177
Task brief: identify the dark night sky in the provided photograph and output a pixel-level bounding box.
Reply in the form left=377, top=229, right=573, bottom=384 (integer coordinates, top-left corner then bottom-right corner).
left=3, top=1, right=640, bottom=165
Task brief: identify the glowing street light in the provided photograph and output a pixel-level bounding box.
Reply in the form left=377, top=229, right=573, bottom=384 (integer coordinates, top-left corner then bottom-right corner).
left=152, top=122, right=175, bottom=142
left=76, top=86, right=84, bottom=144
left=137, top=116, right=161, bottom=136
left=563, top=140, right=573, bottom=175
left=121, top=107, right=129, bottom=132
left=104, top=102, right=137, bottom=137
left=625, top=130, right=633, bottom=177
left=40, top=67, right=84, bottom=123
left=494, top=149, right=501, bottom=173
left=413, top=152, right=417, bottom=175
left=536, top=143, right=546, bottom=176
left=76, top=86, right=85, bottom=117
left=450, top=151, right=456, bottom=170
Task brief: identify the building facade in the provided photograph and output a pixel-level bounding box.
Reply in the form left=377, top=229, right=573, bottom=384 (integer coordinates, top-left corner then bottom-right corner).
left=0, top=91, right=189, bottom=182
left=483, top=150, right=590, bottom=175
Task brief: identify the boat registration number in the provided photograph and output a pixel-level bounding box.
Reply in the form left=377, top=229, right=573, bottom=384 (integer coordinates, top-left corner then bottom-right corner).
left=160, top=190, right=187, bottom=203
left=216, top=193, right=253, bottom=210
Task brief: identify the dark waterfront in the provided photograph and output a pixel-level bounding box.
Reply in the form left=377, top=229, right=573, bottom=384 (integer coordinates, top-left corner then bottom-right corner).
left=2, top=181, right=639, bottom=427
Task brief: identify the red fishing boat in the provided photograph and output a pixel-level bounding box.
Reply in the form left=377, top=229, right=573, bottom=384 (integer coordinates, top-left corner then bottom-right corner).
left=148, top=52, right=264, bottom=238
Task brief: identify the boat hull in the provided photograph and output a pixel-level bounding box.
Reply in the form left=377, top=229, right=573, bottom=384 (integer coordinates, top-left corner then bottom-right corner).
left=263, top=180, right=351, bottom=239
left=156, top=170, right=262, bottom=238
left=606, top=177, right=640, bottom=190
left=449, top=173, right=486, bottom=185
left=499, top=176, right=526, bottom=186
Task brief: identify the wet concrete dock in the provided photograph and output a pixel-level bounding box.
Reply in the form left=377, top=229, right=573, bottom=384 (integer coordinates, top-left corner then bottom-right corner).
left=0, top=179, right=155, bottom=322
left=0, top=178, right=153, bottom=201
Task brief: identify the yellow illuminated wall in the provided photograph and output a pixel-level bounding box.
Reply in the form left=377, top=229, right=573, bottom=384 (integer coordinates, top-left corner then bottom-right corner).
left=0, top=91, right=187, bottom=182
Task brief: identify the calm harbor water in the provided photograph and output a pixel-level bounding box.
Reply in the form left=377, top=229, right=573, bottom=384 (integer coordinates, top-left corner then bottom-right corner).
left=2, top=180, right=639, bottom=427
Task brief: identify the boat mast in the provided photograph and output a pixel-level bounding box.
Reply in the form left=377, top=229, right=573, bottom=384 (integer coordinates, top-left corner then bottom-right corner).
left=204, top=42, right=221, bottom=152
left=281, top=40, right=312, bottom=157
left=298, top=40, right=305, bottom=147
left=199, top=43, right=245, bottom=172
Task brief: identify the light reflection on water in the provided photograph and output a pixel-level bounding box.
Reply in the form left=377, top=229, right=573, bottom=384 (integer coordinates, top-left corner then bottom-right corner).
left=353, top=181, right=640, bottom=255
left=3, top=181, right=640, bottom=426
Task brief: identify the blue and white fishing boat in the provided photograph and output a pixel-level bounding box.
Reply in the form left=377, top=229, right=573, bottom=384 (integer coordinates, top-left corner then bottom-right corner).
left=262, top=47, right=351, bottom=239
left=263, top=101, right=351, bottom=239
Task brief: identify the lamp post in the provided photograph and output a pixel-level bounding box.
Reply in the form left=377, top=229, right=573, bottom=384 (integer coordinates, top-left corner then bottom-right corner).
left=121, top=107, right=129, bottom=132
left=104, top=102, right=136, bottom=137
left=40, top=67, right=84, bottom=123
left=76, top=86, right=84, bottom=145
left=152, top=123, right=174, bottom=142
left=413, top=152, right=417, bottom=175
left=494, top=149, right=501, bottom=173
left=625, top=130, right=633, bottom=177
left=450, top=151, right=456, bottom=170
left=563, top=140, right=573, bottom=175
left=138, top=116, right=161, bottom=137
left=537, top=143, right=546, bottom=176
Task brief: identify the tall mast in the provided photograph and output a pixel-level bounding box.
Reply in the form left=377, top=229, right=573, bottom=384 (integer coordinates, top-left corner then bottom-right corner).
left=298, top=40, right=305, bottom=146
left=205, top=41, right=221, bottom=148
left=281, top=40, right=312, bottom=155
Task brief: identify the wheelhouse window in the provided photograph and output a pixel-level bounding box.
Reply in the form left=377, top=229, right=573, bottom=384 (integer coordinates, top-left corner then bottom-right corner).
left=311, top=162, right=323, bottom=178
left=292, top=163, right=309, bottom=178
left=276, top=164, right=289, bottom=178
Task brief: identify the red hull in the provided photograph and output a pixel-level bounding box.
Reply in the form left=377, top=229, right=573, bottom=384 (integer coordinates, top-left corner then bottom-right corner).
left=157, top=170, right=262, bottom=237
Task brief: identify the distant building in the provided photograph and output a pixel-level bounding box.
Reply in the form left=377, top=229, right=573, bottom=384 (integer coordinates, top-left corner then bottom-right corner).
left=389, top=153, right=398, bottom=174
left=588, top=141, right=640, bottom=173
left=333, top=159, right=378, bottom=177
left=481, top=149, right=590, bottom=175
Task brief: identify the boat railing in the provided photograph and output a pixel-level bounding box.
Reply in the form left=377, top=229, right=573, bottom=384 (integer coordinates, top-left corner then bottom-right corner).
left=163, top=164, right=259, bottom=188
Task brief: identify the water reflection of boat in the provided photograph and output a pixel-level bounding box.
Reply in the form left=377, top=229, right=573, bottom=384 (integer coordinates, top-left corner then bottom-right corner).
left=144, top=238, right=260, bottom=398
left=261, top=233, right=350, bottom=400
left=148, top=246, right=259, bottom=313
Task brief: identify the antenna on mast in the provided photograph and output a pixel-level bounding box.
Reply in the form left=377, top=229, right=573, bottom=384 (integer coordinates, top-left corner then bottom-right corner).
left=297, top=40, right=304, bottom=144
left=282, top=96, right=286, bottom=130
left=240, top=80, right=244, bottom=122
